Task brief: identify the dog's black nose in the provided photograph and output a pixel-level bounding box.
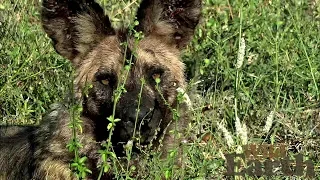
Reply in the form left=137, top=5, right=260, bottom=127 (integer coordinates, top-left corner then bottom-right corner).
left=127, top=107, right=153, bottom=123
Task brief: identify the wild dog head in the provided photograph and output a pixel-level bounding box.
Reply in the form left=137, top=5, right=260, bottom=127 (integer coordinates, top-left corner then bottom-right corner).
left=42, top=0, right=201, bottom=151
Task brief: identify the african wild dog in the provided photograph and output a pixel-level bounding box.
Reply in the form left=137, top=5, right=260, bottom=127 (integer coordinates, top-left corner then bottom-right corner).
left=0, top=0, right=201, bottom=179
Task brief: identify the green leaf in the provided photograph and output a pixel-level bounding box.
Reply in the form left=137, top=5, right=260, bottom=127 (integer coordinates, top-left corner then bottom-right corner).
left=204, top=58, right=210, bottom=65
left=107, top=123, right=113, bottom=130
left=104, top=165, right=110, bottom=173
left=165, top=170, right=171, bottom=179
left=81, top=171, right=87, bottom=178
left=200, top=68, right=204, bottom=75
left=75, top=142, right=83, bottom=148
left=71, top=162, right=78, bottom=167
left=85, top=168, right=92, bottom=174
left=140, top=78, right=146, bottom=84
left=107, top=116, right=114, bottom=122
left=67, top=124, right=73, bottom=128
left=125, top=65, right=130, bottom=71
left=102, top=153, right=106, bottom=162
left=114, top=118, right=121, bottom=122
left=109, top=152, right=117, bottom=159
left=79, top=156, right=87, bottom=164
left=155, top=78, right=161, bottom=84
left=169, top=150, right=176, bottom=158
left=66, top=144, right=74, bottom=152
left=77, top=124, right=83, bottom=134
left=130, top=165, right=136, bottom=172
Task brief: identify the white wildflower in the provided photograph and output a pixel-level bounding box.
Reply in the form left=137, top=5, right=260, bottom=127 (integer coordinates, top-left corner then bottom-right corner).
left=263, top=111, right=275, bottom=133
left=176, top=87, right=192, bottom=110
left=217, top=122, right=234, bottom=148
left=241, top=123, right=248, bottom=145
left=236, top=145, right=243, bottom=154
left=235, top=116, right=242, bottom=137
left=219, top=149, right=226, bottom=160
left=125, top=140, right=133, bottom=150
left=236, top=37, right=246, bottom=69
left=235, top=116, right=248, bottom=145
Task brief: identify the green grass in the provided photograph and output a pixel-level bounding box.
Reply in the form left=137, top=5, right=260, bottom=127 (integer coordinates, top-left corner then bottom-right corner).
left=1, top=0, right=320, bottom=179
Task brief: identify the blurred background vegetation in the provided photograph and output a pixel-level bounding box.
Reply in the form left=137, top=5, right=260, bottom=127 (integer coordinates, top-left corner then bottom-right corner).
left=0, top=0, right=319, bottom=179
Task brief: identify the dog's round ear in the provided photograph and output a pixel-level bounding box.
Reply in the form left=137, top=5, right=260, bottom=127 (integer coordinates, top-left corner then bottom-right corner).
left=134, top=0, right=201, bottom=49
left=42, top=0, right=115, bottom=63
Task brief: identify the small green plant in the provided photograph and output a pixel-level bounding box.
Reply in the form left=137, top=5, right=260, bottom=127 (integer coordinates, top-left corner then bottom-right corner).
left=97, top=23, right=144, bottom=179
left=67, top=102, right=92, bottom=179
left=154, top=77, right=187, bottom=179
left=97, top=50, right=132, bottom=180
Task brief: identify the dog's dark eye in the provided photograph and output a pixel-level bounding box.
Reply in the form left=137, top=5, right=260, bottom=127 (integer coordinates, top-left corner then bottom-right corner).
left=152, top=73, right=161, bottom=81
left=150, top=68, right=164, bottom=82
left=151, top=68, right=164, bottom=83
left=147, top=67, right=165, bottom=84
left=95, top=70, right=116, bottom=87
left=100, top=79, right=109, bottom=86
left=96, top=75, right=111, bottom=86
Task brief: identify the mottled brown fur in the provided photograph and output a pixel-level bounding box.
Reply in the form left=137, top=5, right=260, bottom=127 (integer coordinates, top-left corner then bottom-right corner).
left=1, top=104, right=99, bottom=180
left=0, top=0, right=201, bottom=179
